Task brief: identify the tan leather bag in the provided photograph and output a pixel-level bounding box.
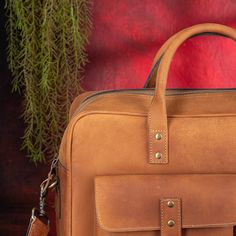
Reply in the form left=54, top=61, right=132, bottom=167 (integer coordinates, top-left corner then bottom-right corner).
left=27, top=23, right=236, bottom=236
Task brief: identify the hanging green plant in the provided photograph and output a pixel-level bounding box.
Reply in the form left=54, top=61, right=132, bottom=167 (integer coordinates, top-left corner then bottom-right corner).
left=5, top=0, right=92, bottom=162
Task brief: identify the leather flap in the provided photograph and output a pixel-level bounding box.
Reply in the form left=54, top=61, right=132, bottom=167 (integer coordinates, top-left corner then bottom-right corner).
left=95, top=175, right=236, bottom=232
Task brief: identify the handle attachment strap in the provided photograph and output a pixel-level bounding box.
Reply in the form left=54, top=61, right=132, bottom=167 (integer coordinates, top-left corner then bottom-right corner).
left=148, top=23, right=236, bottom=164
left=26, top=157, right=59, bottom=236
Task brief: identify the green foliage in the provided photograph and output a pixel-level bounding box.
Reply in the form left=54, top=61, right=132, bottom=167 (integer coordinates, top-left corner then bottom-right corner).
left=5, top=0, right=92, bottom=162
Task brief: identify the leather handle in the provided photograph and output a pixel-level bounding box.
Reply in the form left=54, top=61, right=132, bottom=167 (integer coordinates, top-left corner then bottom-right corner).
left=144, top=33, right=178, bottom=88
left=144, top=31, right=230, bottom=88
left=147, top=23, right=236, bottom=164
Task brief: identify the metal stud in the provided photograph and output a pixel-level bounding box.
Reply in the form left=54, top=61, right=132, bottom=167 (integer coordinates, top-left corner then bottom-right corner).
left=155, top=152, right=162, bottom=159
left=155, top=132, right=162, bottom=140
left=167, top=220, right=175, bottom=227
left=167, top=200, right=175, bottom=208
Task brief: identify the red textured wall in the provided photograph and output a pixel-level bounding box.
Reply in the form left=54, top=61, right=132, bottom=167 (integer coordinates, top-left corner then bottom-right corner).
left=82, top=0, right=236, bottom=91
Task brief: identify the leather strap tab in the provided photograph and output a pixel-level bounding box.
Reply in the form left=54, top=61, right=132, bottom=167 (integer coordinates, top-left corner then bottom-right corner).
left=147, top=23, right=236, bottom=164
left=160, top=198, right=182, bottom=236
left=26, top=213, right=49, bottom=236
left=148, top=127, right=168, bottom=164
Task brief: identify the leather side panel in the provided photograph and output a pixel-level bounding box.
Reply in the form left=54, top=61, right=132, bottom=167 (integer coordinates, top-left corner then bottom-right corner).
left=57, top=127, right=72, bottom=236
left=56, top=162, right=70, bottom=236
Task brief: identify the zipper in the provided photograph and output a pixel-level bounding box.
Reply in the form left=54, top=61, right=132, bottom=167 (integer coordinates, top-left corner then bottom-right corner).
left=74, top=88, right=236, bottom=116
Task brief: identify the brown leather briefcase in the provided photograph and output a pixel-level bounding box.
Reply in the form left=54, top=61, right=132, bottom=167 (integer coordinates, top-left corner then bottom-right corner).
left=27, top=23, right=236, bottom=236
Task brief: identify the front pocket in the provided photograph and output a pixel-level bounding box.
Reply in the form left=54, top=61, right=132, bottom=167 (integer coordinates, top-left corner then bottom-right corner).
left=95, top=175, right=236, bottom=236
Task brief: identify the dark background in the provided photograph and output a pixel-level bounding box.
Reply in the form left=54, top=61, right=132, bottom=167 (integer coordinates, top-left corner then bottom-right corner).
left=2, top=0, right=236, bottom=235
left=0, top=1, right=53, bottom=235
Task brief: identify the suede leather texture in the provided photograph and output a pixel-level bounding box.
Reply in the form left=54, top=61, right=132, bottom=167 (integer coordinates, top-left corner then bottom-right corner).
left=57, top=90, right=236, bottom=236
left=26, top=217, right=49, bottom=236
left=56, top=24, right=236, bottom=236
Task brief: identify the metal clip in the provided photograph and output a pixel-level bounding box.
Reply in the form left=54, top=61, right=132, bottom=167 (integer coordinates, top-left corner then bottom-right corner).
left=38, top=157, right=59, bottom=217
left=26, top=157, right=59, bottom=236
left=30, top=208, right=50, bottom=225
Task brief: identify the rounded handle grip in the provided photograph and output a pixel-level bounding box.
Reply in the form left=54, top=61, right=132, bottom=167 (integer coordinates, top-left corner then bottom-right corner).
left=144, top=33, right=178, bottom=88
left=145, top=30, right=232, bottom=88
left=148, top=23, right=236, bottom=164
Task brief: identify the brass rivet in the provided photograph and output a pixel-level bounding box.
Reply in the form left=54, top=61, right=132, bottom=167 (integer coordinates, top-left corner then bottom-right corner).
left=155, top=132, right=162, bottom=140
left=167, top=200, right=175, bottom=208
left=155, top=152, right=162, bottom=159
left=167, top=220, right=175, bottom=227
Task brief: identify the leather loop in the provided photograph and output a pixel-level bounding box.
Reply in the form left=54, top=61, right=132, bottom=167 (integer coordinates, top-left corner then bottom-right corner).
left=160, top=198, right=182, bottom=236
left=148, top=23, right=236, bottom=164
left=26, top=214, right=49, bottom=236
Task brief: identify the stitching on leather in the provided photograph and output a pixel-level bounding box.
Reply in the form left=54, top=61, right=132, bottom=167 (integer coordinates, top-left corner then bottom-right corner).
left=79, top=93, right=236, bottom=113
left=148, top=107, right=153, bottom=163
left=80, top=91, right=236, bottom=101
left=75, top=92, right=236, bottom=120
left=164, top=130, right=167, bottom=164
left=95, top=180, right=236, bottom=233
left=150, top=129, right=168, bottom=164
left=95, top=178, right=160, bottom=233
left=177, top=199, right=181, bottom=236
left=95, top=213, right=98, bottom=236
left=95, top=185, right=99, bottom=236
left=74, top=110, right=236, bottom=122
left=158, top=129, right=166, bottom=164
left=157, top=129, right=164, bottom=163
left=163, top=130, right=167, bottom=164
left=149, top=128, right=153, bottom=163
left=95, top=180, right=105, bottom=232
left=161, top=199, right=182, bottom=236
left=76, top=92, right=236, bottom=118
left=161, top=200, right=165, bottom=235
left=77, top=92, right=236, bottom=119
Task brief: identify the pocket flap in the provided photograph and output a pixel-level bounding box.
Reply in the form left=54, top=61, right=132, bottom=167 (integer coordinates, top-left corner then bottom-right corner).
left=95, top=175, right=236, bottom=232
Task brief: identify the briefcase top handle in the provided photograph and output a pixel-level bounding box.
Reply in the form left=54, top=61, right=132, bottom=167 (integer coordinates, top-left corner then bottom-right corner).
left=147, top=23, right=236, bottom=164
left=144, top=32, right=178, bottom=88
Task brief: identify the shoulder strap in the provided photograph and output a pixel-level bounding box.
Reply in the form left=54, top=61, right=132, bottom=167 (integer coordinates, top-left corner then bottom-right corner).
left=26, top=158, right=59, bottom=236
left=26, top=209, right=50, bottom=236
